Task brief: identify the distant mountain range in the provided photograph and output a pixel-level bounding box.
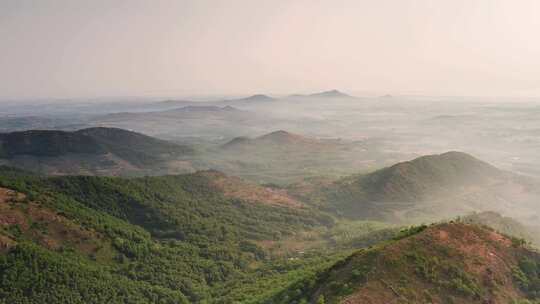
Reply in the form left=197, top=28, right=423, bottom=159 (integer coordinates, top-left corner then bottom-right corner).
left=89, top=104, right=267, bottom=140
left=100, top=105, right=243, bottom=119
left=219, top=90, right=354, bottom=102
left=156, top=90, right=353, bottom=108
left=168, top=105, right=239, bottom=112
left=0, top=90, right=359, bottom=142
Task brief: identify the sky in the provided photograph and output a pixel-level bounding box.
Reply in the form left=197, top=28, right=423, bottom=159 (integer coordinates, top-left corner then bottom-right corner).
left=1, top=0, right=540, bottom=99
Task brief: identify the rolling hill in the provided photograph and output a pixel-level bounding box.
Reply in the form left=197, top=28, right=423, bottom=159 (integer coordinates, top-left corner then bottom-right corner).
left=293, top=151, right=540, bottom=223
left=272, top=222, right=540, bottom=304
left=222, top=130, right=321, bottom=149
left=200, top=130, right=377, bottom=184
left=0, top=127, right=193, bottom=175
left=336, top=151, right=503, bottom=202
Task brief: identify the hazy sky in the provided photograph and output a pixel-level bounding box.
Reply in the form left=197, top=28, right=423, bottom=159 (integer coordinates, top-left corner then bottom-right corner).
left=1, top=0, right=540, bottom=99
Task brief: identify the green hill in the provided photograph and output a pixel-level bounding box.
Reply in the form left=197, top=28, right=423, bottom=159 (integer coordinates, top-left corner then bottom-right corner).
left=0, top=127, right=193, bottom=175
left=294, top=152, right=533, bottom=222
left=336, top=151, right=502, bottom=202
left=271, top=222, right=540, bottom=304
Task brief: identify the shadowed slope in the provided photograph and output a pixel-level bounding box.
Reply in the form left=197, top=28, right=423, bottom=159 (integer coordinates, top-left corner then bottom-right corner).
left=0, top=127, right=193, bottom=175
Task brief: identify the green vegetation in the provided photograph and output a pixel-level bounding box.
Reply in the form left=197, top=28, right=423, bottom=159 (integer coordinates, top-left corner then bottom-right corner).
left=392, top=224, right=428, bottom=240
left=0, top=167, right=340, bottom=302
left=0, top=243, right=188, bottom=304
left=513, top=256, right=540, bottom=300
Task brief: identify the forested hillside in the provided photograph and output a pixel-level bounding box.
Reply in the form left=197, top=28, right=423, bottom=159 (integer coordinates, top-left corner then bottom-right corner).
left=0, top=167, right=341, bottom=303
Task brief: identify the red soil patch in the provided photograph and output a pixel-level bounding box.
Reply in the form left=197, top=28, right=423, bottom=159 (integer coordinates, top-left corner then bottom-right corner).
left=199, top=171, right=304, bottom=208
left=333, top=223, right=528, bottom=304
left=0, top=187, right=107, bottom=254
